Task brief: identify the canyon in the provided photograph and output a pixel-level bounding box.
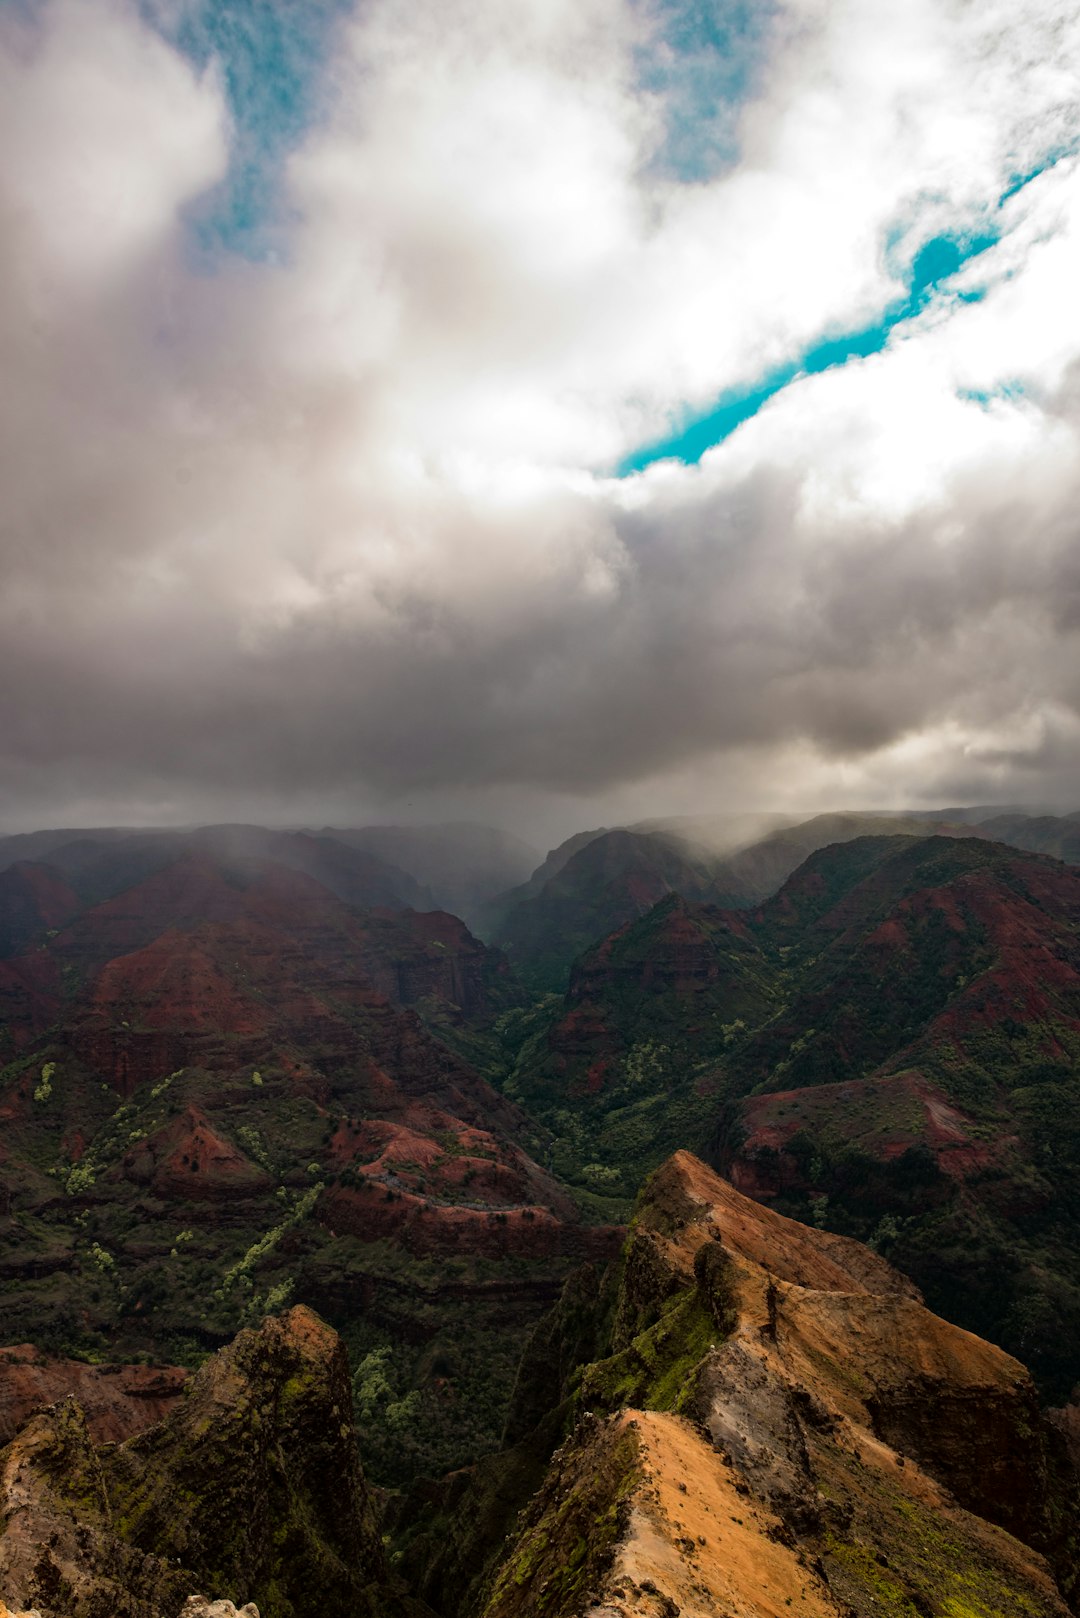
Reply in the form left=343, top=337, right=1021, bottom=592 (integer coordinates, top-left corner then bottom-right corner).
left=2, top=811, right=1080, bottom=1614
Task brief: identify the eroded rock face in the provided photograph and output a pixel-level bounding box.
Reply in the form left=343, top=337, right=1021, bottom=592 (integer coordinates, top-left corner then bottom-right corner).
left=0, top=1345, right=187, bottom=1447
left=0, top=1307, right=406, bottom=1618
left=0, top=1397, right=130, bottom=1618
left=177, top=1598, right=259, bottom=1617
left=482, top=1152, right=1078, bottom=1618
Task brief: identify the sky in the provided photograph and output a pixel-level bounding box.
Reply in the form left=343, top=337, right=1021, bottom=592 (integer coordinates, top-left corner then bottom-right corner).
left=3, top=0, right=1080, bottom=844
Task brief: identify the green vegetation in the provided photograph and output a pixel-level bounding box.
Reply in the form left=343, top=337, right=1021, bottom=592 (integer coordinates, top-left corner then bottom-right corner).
left=818, top=1459, right=1056, bottom=1618
left=497, top=834, right=1080, bottom=1399
left=579, top=1287, right=716, bottom=1415
left=217, top=1184, right=323, bottom=1292
left=482, top=1426, right=640, bottom=1617
left=324, top=1238, right=558, bottom=1486
left=499, top=894, right=782, bottom=1212
left=34, top=1061, right=57, bottom=1102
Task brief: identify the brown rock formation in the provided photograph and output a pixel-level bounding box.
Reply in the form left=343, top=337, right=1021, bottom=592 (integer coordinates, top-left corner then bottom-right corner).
left=0, top=1346, right=186, bottom=1447
left=0, top=1306, right=419, bottom=1618
left=482, top=1152, right=1077, bottom=1618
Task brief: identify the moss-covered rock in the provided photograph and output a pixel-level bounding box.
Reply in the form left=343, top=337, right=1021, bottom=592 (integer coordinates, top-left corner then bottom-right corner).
left=0, top=1307, right=426, bottom=1618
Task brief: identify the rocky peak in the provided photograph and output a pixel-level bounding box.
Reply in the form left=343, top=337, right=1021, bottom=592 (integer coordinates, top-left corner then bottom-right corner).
left=0, top=1307, right=412, bottom=1618
left=637, top=1149, right=919, bottom=1296
left=482, top=1152, right=1078, bottom=1618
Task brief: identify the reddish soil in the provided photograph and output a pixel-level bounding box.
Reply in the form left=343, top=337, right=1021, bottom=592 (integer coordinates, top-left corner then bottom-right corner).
left=319, top=1177, right=621, bottom=1262
left=733, top=1072, right=1008, bottom=1199
left=0, top=1344, right=186, bottom=1446
left=113, top=1105, right=274, bottom=1201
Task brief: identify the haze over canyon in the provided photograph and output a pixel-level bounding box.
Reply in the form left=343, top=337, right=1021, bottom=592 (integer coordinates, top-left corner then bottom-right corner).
left=5, top=0, right=1080, bottom=1614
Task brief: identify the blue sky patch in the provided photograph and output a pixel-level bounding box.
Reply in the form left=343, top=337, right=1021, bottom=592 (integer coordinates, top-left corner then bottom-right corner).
left=142, top=0, right=350, bottom=260
left=617, top=167, right=1059, bottom=475
left=957, top=380, right=1029, bottom=409
left=635, top=0, right=777, bottom=182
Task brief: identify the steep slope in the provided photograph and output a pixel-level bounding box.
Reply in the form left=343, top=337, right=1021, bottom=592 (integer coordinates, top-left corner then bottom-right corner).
left=476, top=828, right=610, bottom=939
left=504, top=833, right=1080, bottom=1395
left=715, top=835, right=1080, bottom=1395
left=0, top=864, right=79, bottom=959
left=722, top=833, right=1033, bottom=1093
left=503, top=894, right=780, bottom=1207
left=479, top=1153, right=1078, bottom=1618
left=0, top=849, right=617, bottom=1486
left=490, top=814, right=978, bottom=992
left=0, top=1306, right=419, bottom=1618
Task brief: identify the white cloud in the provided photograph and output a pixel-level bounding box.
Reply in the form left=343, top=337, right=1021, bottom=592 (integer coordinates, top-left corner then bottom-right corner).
left=3, top=0, right=1080, bottom=831
left=0, top=0, right=226, bottom=291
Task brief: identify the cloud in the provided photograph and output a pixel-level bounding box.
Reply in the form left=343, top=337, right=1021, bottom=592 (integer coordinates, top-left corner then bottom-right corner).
left=0, top=0, right=225, bottom=288
left=2, top=0, right=1080, bottom=833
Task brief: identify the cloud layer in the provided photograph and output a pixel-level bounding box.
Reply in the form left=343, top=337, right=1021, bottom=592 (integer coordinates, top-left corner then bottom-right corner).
left=3, top=0, right=1080, bottom=833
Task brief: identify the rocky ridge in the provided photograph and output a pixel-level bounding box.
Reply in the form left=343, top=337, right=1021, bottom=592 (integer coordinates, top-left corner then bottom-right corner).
left=505, top=834, right=1080, bottom=1394
left=1, top=1163, right=1076, bottom=1618
left=479, top=1151, right=1078, bottom=1618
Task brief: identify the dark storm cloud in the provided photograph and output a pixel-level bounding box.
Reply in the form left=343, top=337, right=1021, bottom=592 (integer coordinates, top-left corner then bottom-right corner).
left=3, top=0, right=1080, bottom=828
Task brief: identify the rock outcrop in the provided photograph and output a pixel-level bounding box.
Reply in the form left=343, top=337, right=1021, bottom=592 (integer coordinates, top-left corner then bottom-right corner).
left=481, top=1152, right=1079, bottom=1618
left=177, top=1597, right=259, bottom=1617
left=0, top=1307, right=417, bottom=1618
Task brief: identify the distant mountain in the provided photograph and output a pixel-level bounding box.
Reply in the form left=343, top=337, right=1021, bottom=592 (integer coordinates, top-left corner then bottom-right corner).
left=921, top=802, right=1066, bottom=824
left=0, top=825, right=152, bottom=866
left=704, top=809, right=985, bottom=905
left=489, top=811, right=978, bottom=991
left=975, top=810, right=1080, bottom=863
left=0, top=825, right=434, bottom=912
left=0, top=820, right=542, bottom=929
left=627, top=808, right=796, bottom=850
left=474, top=826, right=610, bottom=937
left=324, top=821, right=540, bottom=927
left=491, top=827, right=726, bottom=991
